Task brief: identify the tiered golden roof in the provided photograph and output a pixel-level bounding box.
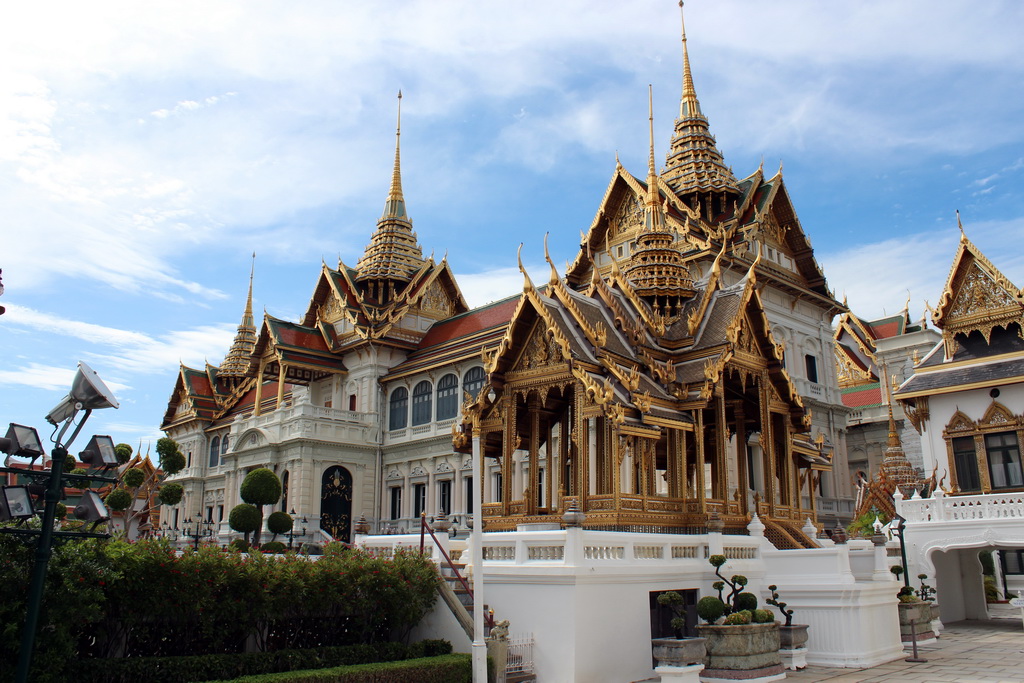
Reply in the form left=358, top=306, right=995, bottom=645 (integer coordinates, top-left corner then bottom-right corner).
left=220, top=254, right=258, bottom=377
left=624, top=87, right=696, bottom=314
left=355, top=91, right=425, bottom=285
left=661, top=2, right=739, bottom=197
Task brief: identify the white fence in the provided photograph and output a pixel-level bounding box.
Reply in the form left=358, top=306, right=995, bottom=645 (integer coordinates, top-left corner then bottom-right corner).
left=896, top=488, right=1024, bottom=523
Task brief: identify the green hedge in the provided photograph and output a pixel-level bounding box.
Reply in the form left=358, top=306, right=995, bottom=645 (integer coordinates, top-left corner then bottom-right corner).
left=0, top=533, right=439, bottom=683
left=209, top=654, right=471, bottom=683
left=74, top=640, right=453, bottom=683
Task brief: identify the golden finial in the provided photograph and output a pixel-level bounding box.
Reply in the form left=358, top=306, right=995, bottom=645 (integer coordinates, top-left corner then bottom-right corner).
left=517, top=243, right=534, bottom=292
left=544, top=232, right=559, bottom=286
left=678, top=1, right=699, bottom=118
left=648, top=84, right=656, bottom=181
left=245, top=252, right=256, bottom=318
left=956, top=209, right=966, bottom=239
left=382, top=90, right=406, bottom=217
left=842, top=292, right=848, bottom=308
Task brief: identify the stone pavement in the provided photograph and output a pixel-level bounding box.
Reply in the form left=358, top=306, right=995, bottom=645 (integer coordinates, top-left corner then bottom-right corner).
left=786, top=604, right=1024, bottom=683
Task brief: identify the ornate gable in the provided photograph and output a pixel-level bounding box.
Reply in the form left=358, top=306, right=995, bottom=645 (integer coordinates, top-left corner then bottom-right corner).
left=933, top=232, right=1024, bottom=357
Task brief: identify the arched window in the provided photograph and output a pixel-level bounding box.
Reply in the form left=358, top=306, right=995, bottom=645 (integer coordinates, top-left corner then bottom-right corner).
left=463, top=366, right=486, bottom=400
left=436, top=374, right=459, bottom=421
left=412, top=381, right=433, bottom=426
left=389, top=387, right=409, bottom=430
left=209, top=436, right=220, bottom=468
left=221, top=435, right=230, bottom=456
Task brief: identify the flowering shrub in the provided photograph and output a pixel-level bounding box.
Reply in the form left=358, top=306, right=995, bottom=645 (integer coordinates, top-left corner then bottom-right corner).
left=0, top=535, right=439, bottom=681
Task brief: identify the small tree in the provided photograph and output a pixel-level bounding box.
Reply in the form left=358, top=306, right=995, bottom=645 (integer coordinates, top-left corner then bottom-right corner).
left=239, top=468, right=282, bottom=546
left=97, top=438, right=187, bottom=539
left=266, top=511, right=293, bottom=542
left=229, top=503, right=261, bottom=544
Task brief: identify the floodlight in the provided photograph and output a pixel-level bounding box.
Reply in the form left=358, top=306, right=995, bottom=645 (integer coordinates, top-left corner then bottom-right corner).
left=45, top=362, right=120, bottom=425
left=0, top=424, right=44, bottom=460
left=79, top=435, right=118, bottom=469
left=0, top=486, right=35, bottom=521
left=73, top=490, right=109, bottom=523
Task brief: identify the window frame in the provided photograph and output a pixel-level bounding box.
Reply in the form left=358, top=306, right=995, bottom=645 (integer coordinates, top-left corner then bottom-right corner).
left=412, top=381, right=433, bottom=426
left=389, top=387, right=409, bottom=431
left=436, top=374, right=459, bottom=421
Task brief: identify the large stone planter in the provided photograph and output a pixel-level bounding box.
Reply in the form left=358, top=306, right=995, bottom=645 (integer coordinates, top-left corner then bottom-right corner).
left=897, top=601, right=935, bottom=644
left=695, top=622, right=785, bottom=681
left=652, top=637, right=707, bottom=667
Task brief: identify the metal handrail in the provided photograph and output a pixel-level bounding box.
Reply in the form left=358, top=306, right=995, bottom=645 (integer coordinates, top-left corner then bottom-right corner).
left=419, top=514, right=494, bottom=628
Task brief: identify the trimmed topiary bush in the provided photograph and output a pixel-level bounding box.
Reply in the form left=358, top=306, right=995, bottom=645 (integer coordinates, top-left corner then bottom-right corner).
left=697, top=595, right=726, bottom=624
left=735, top=591, right=758, bottom=612
left=752, top=608, right=774, bottom=624
left=122, top=467, right=145, bottom=488
left=724, top=609, right=752, bottom=625
left=267, top=511, right=293, bottom=540
left=260, top=541, right=286, bottom=554
left=156, top=437, right=185, bottom=475
left=229, top=503, right=261, bottom=543
left=104, top=488, right=132, bottom=512
left=158, top=482, right=184, bottom=506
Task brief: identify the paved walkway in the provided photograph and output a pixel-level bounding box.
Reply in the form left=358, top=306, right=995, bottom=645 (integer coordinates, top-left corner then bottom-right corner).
left=787, top=605, right=1024, bottom=683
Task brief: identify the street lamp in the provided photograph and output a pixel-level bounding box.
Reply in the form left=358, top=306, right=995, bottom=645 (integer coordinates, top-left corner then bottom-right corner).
left=183, top=516, right=214, bottom=549
left=286, top=510, right=308, bottom=550
left=4, top=361, right=119, bottom=683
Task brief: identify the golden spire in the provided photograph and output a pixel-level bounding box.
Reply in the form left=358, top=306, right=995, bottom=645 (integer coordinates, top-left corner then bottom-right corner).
left=662, top=1, right=739, bottom=197
left=382, top=90, right=406, bottom=221
left=355, top=91, right=425, bottom=286
left=221, top=252, right=259, bottom=377
left=625, top=84, right=695, bottom=309
left=880, top=362, right=921, bottom=495
left=678, top=1, right=700, bottom=120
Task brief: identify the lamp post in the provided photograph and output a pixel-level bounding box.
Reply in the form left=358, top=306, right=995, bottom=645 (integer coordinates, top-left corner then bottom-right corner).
left=892, top=512, right=912, bottom=594
left=286, top=510, right=308, bottom=550
left=183, top=516, right=213, bottom=549
left=4, top=362, right=119, bottom=683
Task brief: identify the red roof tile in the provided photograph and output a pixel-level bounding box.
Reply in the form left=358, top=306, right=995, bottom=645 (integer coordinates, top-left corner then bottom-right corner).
left=842, top=385, right=882, bottom=408
left=418, top=296, right=519, bottom=349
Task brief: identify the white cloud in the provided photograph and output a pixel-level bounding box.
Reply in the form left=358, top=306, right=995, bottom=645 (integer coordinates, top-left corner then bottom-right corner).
left=3, top=303, right=236, bottom=376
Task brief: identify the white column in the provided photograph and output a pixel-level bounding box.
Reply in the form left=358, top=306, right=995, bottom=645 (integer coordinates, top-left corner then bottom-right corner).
left=471, top=431, right=487, bottom=683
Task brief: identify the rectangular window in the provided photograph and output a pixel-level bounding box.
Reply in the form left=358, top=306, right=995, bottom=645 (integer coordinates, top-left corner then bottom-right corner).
left=804, top=355, right=818, bottom=384
left=1003, top=549, right=1024, bottom=575
left=494, top=472, right=503, bottom=503
left=206, top=506, right=214, bottom=523
left=438, top=480, right=451, bottom=515
left=324, top=398, right=332, bottom=409
left=390, top=486, right=402, bottom=520
left=464, top=476, right=473, bottom=513
left=217, top=505, right=224, bottom=522
left=349, top=394, right=357, bottom=411
left=952, top=436, right=981, bottom=492
left=985, top=431, right=1023, bottom=489
left=413, top=483, right=427, bottom=517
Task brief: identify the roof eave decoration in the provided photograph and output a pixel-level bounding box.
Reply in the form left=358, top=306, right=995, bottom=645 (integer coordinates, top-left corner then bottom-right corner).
left=931, top=228, right=1024, bottom=359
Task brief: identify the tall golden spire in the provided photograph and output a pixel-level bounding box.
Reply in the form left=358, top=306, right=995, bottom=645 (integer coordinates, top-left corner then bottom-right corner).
left=221, top=252, right=258, bottom=377
left=625, top=85, right=695, bottom=311
left=382, top=90, right=406, bottom=221
left=880, top=363, right=921, bottom=496
left=355, top=91, right=425, bottom=287
left=662, top=1, right=739, bottom=198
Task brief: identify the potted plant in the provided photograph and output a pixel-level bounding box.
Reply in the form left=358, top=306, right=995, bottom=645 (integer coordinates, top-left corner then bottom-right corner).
left=766, top=584, right=809, bottom=670
left=651, top=591, right=707, bottom=669
left=892, top=565, right=935, bottom=643
left=916, top=573, right=941, bottom=635
left=694, top=555, right=783, bottom=680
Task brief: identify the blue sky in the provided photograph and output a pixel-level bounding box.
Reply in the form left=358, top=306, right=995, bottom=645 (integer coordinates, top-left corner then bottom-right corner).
left=2, top=0, right=1023, bottom=452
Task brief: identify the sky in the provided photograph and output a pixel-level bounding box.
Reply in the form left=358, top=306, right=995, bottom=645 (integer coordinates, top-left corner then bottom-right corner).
left=1, top=1, right=1023, bottom=453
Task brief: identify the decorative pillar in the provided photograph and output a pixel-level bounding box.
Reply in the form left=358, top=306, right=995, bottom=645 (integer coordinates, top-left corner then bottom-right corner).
left=735, top=404, right=748, bottom=516
left=276, top=364, right=287, bottom=410
left=254, top=360, right=266, bottom=416
left=695, top=410, right=707, bottom=513
left=502, top=393, right=516, bottom=516
left=759, top=373, right=776, bottom=515
left=715, top=387, right=728, bottom=504
left=528, top=392, right=541, bottom=516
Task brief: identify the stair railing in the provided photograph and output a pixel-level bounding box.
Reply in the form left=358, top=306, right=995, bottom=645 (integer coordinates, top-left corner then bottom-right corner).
left=419, top=513, right=494, bottom=628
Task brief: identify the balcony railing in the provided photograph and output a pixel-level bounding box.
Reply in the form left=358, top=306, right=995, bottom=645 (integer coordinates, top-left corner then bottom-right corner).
left=896, top=489, right=1024, bottom=524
